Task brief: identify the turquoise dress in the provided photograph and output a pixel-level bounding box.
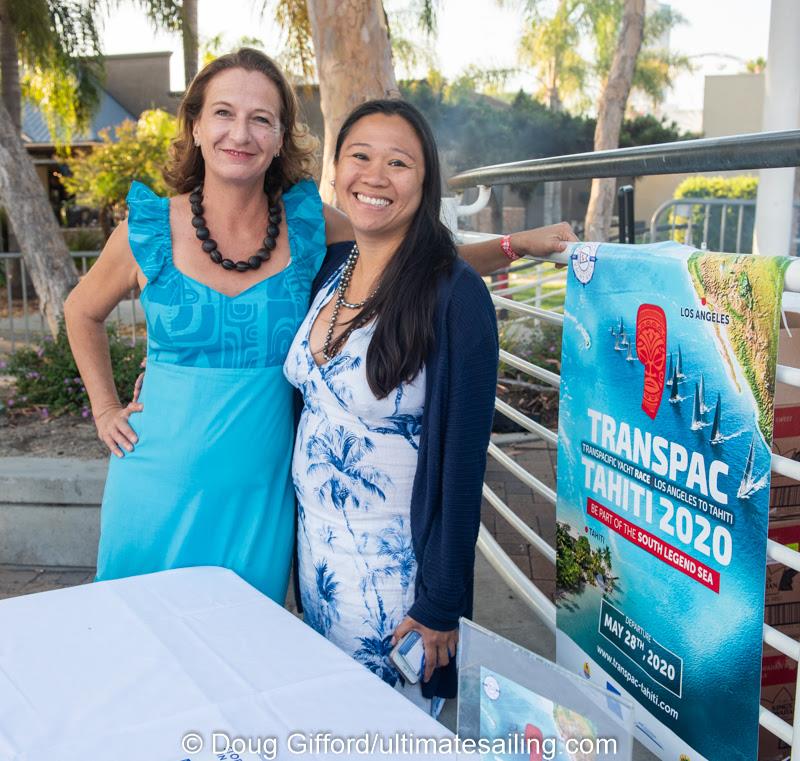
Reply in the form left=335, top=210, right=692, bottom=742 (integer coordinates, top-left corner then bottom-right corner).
left=95, top=179, right=326, bottom=602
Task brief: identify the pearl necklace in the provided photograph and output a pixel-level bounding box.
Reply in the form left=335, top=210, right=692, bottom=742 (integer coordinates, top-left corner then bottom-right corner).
left=190, top=184, right=282, bottom=272
left=322, top=243, right=378, bottom=361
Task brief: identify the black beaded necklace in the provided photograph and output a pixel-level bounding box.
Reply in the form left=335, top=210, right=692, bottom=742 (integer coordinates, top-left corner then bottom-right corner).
left=190, top=184, right=282, bottom=272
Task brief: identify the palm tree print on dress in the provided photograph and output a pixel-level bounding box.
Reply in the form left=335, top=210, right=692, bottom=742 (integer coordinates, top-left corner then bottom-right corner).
left=376, top=516, right=416, bottom=596
left=353, top=617, right=401, bottom=686
left=317, top=351, right=363, bottom=407
left=306, top=425, right=392, bottom=533
left=303, top=559, right=340, bottom=637
left=361, top=386, right=423, bottom=451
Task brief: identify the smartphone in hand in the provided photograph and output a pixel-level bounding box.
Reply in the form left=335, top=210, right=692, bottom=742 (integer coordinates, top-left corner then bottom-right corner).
left=390, top=630, right=425, bottom=684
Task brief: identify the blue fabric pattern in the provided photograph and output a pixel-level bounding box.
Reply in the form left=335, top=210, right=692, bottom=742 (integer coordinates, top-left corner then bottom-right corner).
left=126, top=178, right=326, bottom=368
left=95, top=179, right=326, bottom=602
left=284, top=266, right=439, bottom=715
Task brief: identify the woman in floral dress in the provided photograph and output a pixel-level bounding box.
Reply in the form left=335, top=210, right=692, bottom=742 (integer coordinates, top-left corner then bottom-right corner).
left=285, top=99, right=500, bottom=714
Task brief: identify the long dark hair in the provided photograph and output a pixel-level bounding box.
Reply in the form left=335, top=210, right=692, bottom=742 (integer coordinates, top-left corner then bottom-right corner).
left=328, top=99, right=457, bottom=399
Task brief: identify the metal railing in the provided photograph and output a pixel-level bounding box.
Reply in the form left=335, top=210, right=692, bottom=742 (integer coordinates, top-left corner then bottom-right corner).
left=0, top=251, right=141, bottom=352
left=649, top=197, right=757, bottom=252
left=452, top=129, right=800, bottom=758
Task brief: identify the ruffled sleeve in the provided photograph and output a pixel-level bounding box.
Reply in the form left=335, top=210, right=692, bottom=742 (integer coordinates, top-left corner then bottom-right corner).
left=125, top=181, right=171, bottom=284
left=282, top=178, right=326, bottom=286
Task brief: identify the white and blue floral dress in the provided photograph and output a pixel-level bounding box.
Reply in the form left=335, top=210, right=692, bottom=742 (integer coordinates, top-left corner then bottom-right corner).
left=283, top=265, right=437, bottom=714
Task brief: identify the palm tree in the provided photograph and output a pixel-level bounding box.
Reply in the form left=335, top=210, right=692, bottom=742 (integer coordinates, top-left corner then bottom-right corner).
left=306, top=0, right=399, bottom=203
left=584, top=0, right=645, bottom=241
left=0, top=0, right=107, bottom=333
left=127, top=0, right=197, bottom=87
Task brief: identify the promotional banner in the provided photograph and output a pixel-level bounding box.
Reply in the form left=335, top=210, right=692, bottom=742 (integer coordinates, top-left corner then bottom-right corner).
left=555, top=241, right=790, bottom=761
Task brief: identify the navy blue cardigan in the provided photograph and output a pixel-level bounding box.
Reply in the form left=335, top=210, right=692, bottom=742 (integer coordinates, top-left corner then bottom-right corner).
left=307, top=242, right=499, bottom=699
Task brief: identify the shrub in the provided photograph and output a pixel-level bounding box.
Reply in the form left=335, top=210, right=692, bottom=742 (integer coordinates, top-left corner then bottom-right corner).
left=499, top=319, right=562, bottom=377
left=3, top=322, right=145, bottom=419
left=671, top=175, right=758, bottom=253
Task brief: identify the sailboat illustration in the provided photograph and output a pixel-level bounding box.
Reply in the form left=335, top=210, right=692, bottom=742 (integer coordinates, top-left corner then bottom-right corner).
left=737, top=435, right=757, bottom=498
left=666, top=353, right=674, bottom=386
left=614, top=334, right=622, bottom=351
left=676, top=346, right=685, bottom=378
left=710, top=394, right=723, bottom=444
left=669, top=363, right=680, bottom=403
left=691, top=384, right=704, bottom=429
left=626, top=342, right=636, bottom=362
left=620, top=330, right=629, bottom=348
left=699, top=374, right=706, bottom=412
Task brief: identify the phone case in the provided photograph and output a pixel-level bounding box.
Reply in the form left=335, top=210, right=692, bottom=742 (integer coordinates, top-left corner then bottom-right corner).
left=390, top=631, right=425, bottom=684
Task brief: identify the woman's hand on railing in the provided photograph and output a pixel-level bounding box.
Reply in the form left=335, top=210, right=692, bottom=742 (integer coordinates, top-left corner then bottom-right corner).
left=392, top=615, right=459, bottom=683
left=93, top=402, right=143, bottom=458
left=510, top=222, right=577, bottom=259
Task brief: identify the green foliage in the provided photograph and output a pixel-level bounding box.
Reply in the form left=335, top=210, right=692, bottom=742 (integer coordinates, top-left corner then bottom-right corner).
left=403, top=80, right=691, bottom=175
left=201, top=33, right=265, bottom=68
left=671, top=176, right=758, bottom=253
left=10, top=0, right=104, bottom=142
left=403, top=81, right=595, bottom=172
left=498, top=319, right=562, bottom=378
left=556, top=521, right=616, bottom=594
left=618, top=114, right=697, bottom=147
left=62, top=109, right=176, bottom=236
left=3, top=322, right=145, bottom=418
left=63, top=227, right=104, bottom=252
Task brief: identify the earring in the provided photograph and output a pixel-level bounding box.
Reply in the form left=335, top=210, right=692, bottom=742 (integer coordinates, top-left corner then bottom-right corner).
left=274, top=151, right=280, bottom=158
left=194, top=138, right=200, bottom=147
left=330, top=179, right=335, bottom=187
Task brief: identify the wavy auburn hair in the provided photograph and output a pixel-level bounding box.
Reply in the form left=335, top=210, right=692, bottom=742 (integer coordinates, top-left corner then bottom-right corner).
left=163, top=48, right=318, bottom=197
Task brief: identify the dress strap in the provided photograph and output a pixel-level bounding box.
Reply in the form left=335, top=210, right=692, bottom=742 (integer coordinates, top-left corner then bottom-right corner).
left=126, top=181, right=171, bottom=284
left=282, top=178, right=326, bottom=286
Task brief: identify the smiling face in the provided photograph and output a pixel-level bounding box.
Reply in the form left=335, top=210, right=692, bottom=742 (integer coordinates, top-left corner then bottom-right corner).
left=334, top=113, right=425, bottom=244
left=191, top=67, right=283, bottom=187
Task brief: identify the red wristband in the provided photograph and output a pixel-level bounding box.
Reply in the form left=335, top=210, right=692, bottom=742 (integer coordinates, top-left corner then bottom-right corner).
left=500, top=234, right=520, bottom=262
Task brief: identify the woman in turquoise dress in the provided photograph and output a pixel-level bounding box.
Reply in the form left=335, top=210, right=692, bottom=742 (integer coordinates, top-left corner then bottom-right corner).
left=65, top=49, right=329, bottom=601
left=65, top=49, right=576, bottom=604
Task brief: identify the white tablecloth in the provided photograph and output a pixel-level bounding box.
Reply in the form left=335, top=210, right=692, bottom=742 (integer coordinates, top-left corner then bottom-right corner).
left=0, top=567, right=454, bottom=761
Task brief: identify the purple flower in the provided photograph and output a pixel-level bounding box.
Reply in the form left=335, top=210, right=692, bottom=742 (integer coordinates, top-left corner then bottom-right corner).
left=0, top=360, right=6, bottom=369
left=36, top=348, right=44, bottom=358
left=43, top=336, right=53, bottom=343
left=64, top=378, right=71, bottom=385
left=81, top=407, right=90, bottom=419
left=6, top=399, right=14, bottom=407
left=27, top=371, right=40, bottom=380
left=549, top=345, right=556, bottom=353
left=39, top=407, right=49, bottom=419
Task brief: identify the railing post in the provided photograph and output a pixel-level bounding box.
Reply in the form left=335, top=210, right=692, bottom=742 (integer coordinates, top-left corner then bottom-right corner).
left=617, top=184, right=636, bottom=244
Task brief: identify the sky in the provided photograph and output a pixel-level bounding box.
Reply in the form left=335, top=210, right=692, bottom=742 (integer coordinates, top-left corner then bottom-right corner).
left=99, top=0, right=772, bottom=132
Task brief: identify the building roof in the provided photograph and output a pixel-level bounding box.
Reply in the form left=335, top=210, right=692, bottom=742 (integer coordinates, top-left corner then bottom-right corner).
left=21, top=89, right=136, bottom=147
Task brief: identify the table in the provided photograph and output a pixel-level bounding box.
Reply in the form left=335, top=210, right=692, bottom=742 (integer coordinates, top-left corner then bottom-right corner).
left=0, top=567, right=454, bottom=760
